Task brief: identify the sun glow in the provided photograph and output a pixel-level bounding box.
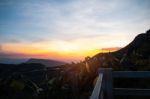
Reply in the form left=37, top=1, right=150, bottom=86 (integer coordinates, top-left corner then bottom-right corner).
left=2, top=43, right=102, bottom=61
left=1, top=37, right=121, bottom=62
left=54, top=42, right=80, bottom=53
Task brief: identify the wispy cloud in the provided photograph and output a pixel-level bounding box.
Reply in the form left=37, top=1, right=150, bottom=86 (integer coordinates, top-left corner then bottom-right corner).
left=1, top=0, right=150, bottom=42
left=16, top=1, right=150, bottom=39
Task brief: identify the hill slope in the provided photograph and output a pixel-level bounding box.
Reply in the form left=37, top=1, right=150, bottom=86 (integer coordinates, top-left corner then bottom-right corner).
left=115, top=29, right=150, bottom=58
left=92, top=29, right=150, bottom=70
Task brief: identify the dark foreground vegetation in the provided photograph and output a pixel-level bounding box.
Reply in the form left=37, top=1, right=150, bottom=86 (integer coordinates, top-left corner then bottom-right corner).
left=0, top=29, right=150, bottom=99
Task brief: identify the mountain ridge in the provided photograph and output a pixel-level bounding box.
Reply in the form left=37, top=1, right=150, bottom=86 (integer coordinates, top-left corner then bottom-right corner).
left=91, top=29, right=150, bottom=70
left=26, top=58, right=67, bottom=67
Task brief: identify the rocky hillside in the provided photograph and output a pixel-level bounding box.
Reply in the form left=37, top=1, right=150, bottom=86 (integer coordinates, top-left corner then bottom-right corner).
left=92, top=29, right=150, bottom=70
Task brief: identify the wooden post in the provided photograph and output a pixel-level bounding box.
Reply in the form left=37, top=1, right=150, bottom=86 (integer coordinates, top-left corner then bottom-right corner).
left=99, top=68, right=113, bottom=99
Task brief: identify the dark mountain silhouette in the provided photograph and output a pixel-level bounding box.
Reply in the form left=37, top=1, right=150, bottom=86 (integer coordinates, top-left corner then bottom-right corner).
left=115, top=29, right=150, bottom=58
left=26, top=58, right=67, bottom=67
left=92, top=29, right=150, bottom=70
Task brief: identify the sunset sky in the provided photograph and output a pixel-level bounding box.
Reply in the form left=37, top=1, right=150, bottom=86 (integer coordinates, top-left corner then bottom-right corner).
left=0, top=0, right=150, bottom=62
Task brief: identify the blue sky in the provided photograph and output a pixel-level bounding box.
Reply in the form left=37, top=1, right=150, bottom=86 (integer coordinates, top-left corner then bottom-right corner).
left=0, top=0, right=150, bottom=61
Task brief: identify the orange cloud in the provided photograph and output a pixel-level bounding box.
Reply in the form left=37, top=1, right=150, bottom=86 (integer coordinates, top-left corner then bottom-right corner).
left=101, top=47, right=122, bottom=52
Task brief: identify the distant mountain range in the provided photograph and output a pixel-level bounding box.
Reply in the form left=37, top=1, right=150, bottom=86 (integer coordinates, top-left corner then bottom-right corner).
left=26, top=58, right=67, bottom=67
left=0, top=58, right=67, bottom=67
left=0, top=58, right=27, bottom=64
